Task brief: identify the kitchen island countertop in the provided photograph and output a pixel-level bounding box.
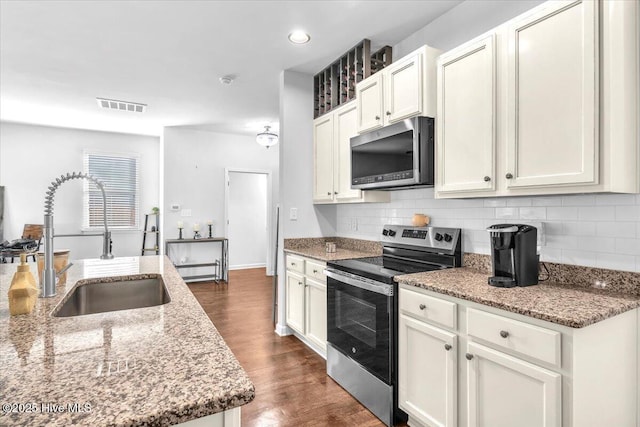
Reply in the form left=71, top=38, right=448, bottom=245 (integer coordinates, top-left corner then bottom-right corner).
left=0, top=256, right=254, bottom=427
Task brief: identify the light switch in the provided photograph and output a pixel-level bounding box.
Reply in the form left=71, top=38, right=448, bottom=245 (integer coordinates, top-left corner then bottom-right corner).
left=289, top=208, right=298, bottom=221
left=181, top=209, right=192, bottom=217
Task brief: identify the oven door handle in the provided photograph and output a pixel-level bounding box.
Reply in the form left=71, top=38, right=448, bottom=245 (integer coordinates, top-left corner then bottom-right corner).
left=324, top=268, right=393, bottom=296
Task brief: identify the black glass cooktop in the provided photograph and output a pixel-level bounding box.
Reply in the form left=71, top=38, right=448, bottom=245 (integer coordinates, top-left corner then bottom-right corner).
left=327, top=256, right=444, bottom=284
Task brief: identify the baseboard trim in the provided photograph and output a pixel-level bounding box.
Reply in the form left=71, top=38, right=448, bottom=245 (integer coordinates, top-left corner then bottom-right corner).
left=275, top=323, right=291, bottom=336
left=230, top=263, right=267, bottom=270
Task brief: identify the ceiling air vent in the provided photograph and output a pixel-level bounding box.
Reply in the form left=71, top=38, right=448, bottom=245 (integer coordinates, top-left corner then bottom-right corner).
left=96, top=98, right=147, bottom=113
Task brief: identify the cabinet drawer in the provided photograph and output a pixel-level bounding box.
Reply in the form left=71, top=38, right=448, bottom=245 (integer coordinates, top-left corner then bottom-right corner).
left=467, top=308, right=561, bottom=367
left=305, top=260, right=326, bottom=283
left=399, top=287, right=457, bottom=330
left=286, top=255, right=305, bottom=274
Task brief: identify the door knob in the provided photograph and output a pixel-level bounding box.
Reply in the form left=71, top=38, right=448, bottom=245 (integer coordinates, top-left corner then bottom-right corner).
left=484, top=176, right=491, bottom=182
left=444, top=344, right=452, bottom=351
left=506, top=173, right=513, bottom=179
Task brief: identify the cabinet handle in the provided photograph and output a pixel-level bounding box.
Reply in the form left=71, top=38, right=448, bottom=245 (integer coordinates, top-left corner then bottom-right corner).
left=313, top=269, right=318, bottom=274
left=298, top=281, right=303, bottom=286
left=465, top=353, right=474, bottom=361
left=419, top=304, right=426, bottom=310
left=291, top=263, right=296, bottom=266
left=500, top=330, right=509, bottom=338
left=386, top=111, right=391, bottom=116
left=334, top=191, right=338, bottom=195
left=444, top=344, right=452, bottom=351
left=375, top=115, right=380, bottom=120
left=506, top=173, right=513, bottom=179
left=484, top=176, right=491, bottom=182
left=327, top=192, right=331, bottom=196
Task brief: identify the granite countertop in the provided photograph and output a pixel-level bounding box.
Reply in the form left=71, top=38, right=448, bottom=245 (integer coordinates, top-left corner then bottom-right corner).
left=0, top=256, right=254, bottom=427
left=396, top=267, right=640, bottom=328
left=283, top=237, right=382, bottom=262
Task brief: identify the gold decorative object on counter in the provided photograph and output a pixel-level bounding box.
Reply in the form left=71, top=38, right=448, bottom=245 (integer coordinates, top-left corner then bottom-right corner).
left=412, top=213, right=430, bottom=227
left=8, top=253, right=38, bottom=315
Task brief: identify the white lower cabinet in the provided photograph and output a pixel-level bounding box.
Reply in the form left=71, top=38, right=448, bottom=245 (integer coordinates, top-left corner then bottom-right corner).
left=285, top=254, right=327, bottom=355
left=466, top=342, right=561, bottom=427
left=398, top=284, right=638, bottom=427
left=399, top=313, right=457, bottom=427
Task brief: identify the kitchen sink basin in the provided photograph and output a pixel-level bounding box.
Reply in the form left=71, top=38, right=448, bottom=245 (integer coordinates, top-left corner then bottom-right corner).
left=53, top=276, right=171, bottom=317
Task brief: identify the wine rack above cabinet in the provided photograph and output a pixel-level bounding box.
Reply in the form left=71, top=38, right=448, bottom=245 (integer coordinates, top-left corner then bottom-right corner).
left=313, top=39, right=392, bottom=118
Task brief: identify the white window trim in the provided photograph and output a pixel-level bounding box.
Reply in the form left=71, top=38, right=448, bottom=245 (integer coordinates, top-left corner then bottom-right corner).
left=82, top=150, right=141, bottom=232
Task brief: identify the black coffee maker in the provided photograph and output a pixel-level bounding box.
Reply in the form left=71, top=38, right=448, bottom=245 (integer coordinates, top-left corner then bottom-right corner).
left=487, top=224, right=539, bottom=287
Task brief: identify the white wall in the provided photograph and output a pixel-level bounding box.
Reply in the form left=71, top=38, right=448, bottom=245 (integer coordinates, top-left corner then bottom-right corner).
left=0, top=121, right=160, bottom=259
left=393, top=0, right=545, bottom=55
left=162, top=127, right=279, bottom=275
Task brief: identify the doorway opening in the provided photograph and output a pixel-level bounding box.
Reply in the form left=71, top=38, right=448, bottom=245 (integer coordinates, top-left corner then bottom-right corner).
left=224, top=169, right=273, bottom=274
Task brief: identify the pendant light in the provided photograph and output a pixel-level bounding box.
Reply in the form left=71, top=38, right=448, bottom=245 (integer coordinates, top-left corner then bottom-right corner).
left=256, top=125, right=278, bottom=148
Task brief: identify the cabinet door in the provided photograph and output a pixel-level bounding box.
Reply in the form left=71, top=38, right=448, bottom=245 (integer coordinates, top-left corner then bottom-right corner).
left=436, top=34, right=496, bottom=195
left=285, top=271, right=305, bottom=334
left=399, top=314, right=457, bottom=427
left=356, top=73, right=383, bottom=133
left=305, top=278, right=327, bottom=351
left=384, top=52, right=423, bottom=125
left=333, top=102, right=362, bottom=201
left=466, top=342, right=561, bottom=427
left=505, top=0, right=598, bottom=189
left=313, top=114, right=335, bottom=202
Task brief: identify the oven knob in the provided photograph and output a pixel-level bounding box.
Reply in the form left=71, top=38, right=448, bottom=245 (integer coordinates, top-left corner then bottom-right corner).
left=444, top=233, right=453, bottom=242
left=388, top=230, right=396, bottom=237
left=382, top=229, right=389, bottom=236
left=351, top=347, right=357, bottom=354
left=434, top=233, right=443, bottom=241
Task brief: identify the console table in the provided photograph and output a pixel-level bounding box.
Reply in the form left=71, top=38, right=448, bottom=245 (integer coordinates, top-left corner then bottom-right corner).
left=165, top=237, right=228, bottom=283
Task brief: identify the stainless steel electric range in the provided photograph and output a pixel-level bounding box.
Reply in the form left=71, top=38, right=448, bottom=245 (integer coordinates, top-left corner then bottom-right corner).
left=324, top=225, right=462, bottom=426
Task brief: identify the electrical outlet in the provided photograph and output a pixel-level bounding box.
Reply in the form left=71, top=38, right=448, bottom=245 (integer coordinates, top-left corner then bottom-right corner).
left=289, top=208, right=298, bottom=221
left=181, top=209, right=192, bottom=217
left=170, top=204, right=180, bottom=211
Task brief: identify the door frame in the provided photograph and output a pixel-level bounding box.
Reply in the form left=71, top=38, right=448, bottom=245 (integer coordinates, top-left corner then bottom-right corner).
left=224, top=168, right=273, bottom=274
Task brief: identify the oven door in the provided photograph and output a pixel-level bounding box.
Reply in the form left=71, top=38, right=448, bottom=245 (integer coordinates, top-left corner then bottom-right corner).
left=325, top=268, right=393, bottom=384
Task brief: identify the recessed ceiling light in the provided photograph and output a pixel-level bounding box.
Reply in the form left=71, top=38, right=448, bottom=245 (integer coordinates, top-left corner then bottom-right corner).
left=288, top=30, right=310, bottom=44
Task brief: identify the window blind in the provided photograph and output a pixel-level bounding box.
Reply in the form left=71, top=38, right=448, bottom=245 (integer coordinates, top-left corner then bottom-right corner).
left=83, top=152, right=140, bottom=229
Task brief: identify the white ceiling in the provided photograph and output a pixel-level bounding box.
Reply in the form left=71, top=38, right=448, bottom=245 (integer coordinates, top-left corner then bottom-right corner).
left=0, top=0, right=463, bottom=137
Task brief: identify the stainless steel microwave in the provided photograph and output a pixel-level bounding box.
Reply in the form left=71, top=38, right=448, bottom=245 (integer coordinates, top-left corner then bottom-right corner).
left=350, top=117, right=434, bottom=190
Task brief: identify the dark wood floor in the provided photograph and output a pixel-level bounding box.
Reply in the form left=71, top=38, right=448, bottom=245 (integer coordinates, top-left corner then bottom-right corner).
left=188, top=268, right=387, bottom=427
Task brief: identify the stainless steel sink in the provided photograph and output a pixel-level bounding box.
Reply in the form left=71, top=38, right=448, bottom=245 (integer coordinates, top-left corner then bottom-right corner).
left=53, top=277, right=171, bottom=317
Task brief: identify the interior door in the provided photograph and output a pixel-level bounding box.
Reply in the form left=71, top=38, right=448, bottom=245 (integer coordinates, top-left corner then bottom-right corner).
left=228, top=171, right=268, bottom=269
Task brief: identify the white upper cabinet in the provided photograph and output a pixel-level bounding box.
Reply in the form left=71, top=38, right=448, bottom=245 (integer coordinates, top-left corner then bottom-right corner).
left=356, top=45, right=440, bottom=134
left=505, top=0, right=598, bottom=189
left=435, top=0, right=639, bottom=198
left=312, top=114, right=334, bottom=202
left=356, top=73, right=384, bottom=133
left=436, top=34, right=496, bottom=195
left=313, top=101, right=389, bottom=204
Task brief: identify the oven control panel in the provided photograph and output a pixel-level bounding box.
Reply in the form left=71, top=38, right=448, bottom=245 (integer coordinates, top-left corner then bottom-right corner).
left=381, top=225, right=461, bottom=253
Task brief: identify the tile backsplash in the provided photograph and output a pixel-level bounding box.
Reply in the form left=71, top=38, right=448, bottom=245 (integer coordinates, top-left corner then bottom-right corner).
left=336, top=189, right=640, bottom=273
